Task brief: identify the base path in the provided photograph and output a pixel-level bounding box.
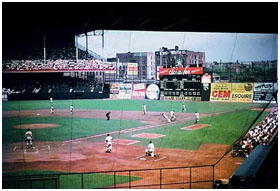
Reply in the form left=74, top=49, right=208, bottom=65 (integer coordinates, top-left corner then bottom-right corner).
left=3, top=109, right=244, bottom=188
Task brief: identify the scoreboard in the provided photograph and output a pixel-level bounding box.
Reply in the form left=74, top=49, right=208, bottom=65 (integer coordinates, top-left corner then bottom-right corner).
left=160, top=74, right=202, bottom=97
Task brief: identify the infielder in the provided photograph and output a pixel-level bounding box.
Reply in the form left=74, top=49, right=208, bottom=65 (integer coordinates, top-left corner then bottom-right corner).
left=142, top=104, right=147, bottom=115
left=162, top=113, right=171, bottom=123
left=25, top=129, right=33, bottom=149
left=105, top=134, right=112, bottom=153
left=145, top=140, right=155, bottom=157
left=181, top=102, right=186, bottom=112
left=195, top=112, right=199, bottom=123
left=50, top=105, right=55, bottom=114
left=50, top=97, right=53, bottom=103
left=106, top=112, right=111, bottom=120
left=70, top=105, right=74, bottom=115
left=170, top=110, right=176, bottom=121
left=171, top=111, right=176, bottom=121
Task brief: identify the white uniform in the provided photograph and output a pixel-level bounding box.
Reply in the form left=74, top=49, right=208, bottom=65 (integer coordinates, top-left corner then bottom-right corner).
left=145, top=142, right=155, bottom=157
left=171, top=110, right=175, bottom=117
left=142, top=104, right=147, bottom=115
left=195, top=112, right=199, bottom=123
left=25, top=130, right=33, bottom=148
left=105, top=135, right=113, bottom=152
left=70, top=105, right=73, bottom=114
left=50, top=105, right=54, bottom=114
left=181, top=103, right=186, bottom=112
left=50, top=97, right=53, bottom=103
left=162, top=113, right=171, bottom=123
left=170, top=111, right=176, bottom=121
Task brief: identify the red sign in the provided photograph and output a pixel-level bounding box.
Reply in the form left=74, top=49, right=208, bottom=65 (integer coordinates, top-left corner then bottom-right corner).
left=201, top=74, right=212, bottom=83
left=131, top=83, right=146, bottom=100
left=159, top=67, right=203, bottom=76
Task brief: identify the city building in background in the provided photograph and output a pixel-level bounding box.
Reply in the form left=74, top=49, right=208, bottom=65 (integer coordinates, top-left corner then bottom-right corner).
left=116, top=52, right=156, bottom=81
left=155, top=46, right=205, bottom=80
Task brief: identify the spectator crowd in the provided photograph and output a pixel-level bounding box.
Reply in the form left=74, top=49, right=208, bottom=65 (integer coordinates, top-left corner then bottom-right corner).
left=3, top=59, right=116, bottom=72
left=235, top=108, right=278, bottom=156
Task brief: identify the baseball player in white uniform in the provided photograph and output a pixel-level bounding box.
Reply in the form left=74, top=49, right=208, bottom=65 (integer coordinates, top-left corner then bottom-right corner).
left=70, top=105, right=74, bottom=115
left=142, top=104, right=147, bottom=115
left=170, top=110, right=176, bottom=121
left=145, top=141, right=155, bottom=157
left=195, top=112, right=199, bottom=123
left=105, top=134, right=113, bottom=153
left=162, top=113, right=171, bottom=123
left=50, top=97, right=53, bottom=103
left=181, top=102, right=186, bottom=112
left=25, top=129, right=33, bottom=149
left=50, top=105, right=54, bottom=114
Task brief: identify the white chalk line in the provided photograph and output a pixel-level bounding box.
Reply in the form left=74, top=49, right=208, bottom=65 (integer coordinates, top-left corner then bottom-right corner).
left=154, top=156, right=167, bottom=162
left=136, top=154, right=146, bottom=159
left=126, top=140, right=140, bottom=145
left=63, top=123, right=162, bottom=143
left=24, top=149, right=38, bottom=154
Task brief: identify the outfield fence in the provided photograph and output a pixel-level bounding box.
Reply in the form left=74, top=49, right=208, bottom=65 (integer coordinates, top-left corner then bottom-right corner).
left=3, top=164, right=215, bottom=189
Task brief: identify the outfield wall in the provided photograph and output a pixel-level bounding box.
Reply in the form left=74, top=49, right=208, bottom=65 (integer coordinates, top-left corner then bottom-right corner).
left=108, top=82, right=277, bottom=103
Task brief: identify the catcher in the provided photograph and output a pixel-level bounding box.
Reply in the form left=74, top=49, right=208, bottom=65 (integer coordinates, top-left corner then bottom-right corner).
left=105, top=134, right=112, bottom=153
left=145, top=140, right=155, bottom=157
left=25, top=129, right=34, bottom=149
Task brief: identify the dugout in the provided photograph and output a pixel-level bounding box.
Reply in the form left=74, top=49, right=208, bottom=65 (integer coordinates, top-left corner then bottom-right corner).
left=227, top=144, right=272, bottom=189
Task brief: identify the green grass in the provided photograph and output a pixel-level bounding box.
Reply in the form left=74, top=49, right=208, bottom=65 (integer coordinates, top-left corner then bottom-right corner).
left=113, top=110, right=269, bottom=150
left=3, top=170, right=141, bottom=189
left=3, top=117, right=145, bottom=143
left=2, top=99, right=267, bottom=113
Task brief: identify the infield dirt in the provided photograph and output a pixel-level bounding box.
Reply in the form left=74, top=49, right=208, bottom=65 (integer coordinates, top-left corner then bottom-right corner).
left=3, top=109, right=244, bottom=188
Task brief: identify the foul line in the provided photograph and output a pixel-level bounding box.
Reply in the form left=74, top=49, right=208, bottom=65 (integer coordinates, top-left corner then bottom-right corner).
left=126, top=140, right=140, bottom=145
left=154, top=156, right=166, bottom=162
left=136, top=154, right=146, bottom=159
left=24, top=149, right=38, bottom=154
left=63, top=123, right=163, bottom=143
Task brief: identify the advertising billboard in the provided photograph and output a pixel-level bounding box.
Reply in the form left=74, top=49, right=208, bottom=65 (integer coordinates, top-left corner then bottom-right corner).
left=159, top=67, right=203, bottom=76
left=210, top=83, right=231, bottom=102
left=127, top=63, right=138, bottom=75
left=131, top=83, right=146, bottom=100
left=118, top=83, right=132, bottom=99
left=110, top=83, right=120, bottom=94
left=253, top=83, right=277, bottom=103
left=201, top=74, right=212, bottom=83
left=231, top=83, right=254, bottom=102
left=145, top=84, right=160, bottom=100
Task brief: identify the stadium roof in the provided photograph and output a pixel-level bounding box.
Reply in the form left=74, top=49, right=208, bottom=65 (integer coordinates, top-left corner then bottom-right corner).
left=3, top=2, right=278, bottom=47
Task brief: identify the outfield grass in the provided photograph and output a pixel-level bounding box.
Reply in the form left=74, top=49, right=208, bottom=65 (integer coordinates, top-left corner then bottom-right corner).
left=111, top=110, right=269, bottom=150
left=3, top=117, right=145, bottom=143
left=2, top=99, right=266, bottom=113
left=3, top=170, right=141, bottom=189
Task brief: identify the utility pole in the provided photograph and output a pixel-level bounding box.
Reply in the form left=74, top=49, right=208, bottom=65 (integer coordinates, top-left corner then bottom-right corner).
left=75, top=35, right=78, bottom=63
left=43, top=35, right=46, bottom=65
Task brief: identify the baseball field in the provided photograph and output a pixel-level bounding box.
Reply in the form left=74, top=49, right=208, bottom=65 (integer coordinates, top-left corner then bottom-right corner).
left=2, top=99, right=273, bottom=188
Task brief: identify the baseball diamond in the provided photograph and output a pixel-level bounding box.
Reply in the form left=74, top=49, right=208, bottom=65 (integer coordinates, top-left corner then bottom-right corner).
left=2, top=4, right=278, bottom=188
left=2, top=99, right=276, bottom=188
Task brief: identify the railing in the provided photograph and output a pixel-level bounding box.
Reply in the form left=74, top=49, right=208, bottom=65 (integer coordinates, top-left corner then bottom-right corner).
left=3, top=164, right=215, bottom=189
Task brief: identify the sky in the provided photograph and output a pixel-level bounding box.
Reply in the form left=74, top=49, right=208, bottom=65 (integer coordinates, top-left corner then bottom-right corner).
left=78, top=30, right=278, bottom=63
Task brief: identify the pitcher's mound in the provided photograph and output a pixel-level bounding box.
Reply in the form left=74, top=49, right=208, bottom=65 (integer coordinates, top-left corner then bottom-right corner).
left=181, top=124, right=209, bottom=130
left=14, top=124, right=60, bottom=129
